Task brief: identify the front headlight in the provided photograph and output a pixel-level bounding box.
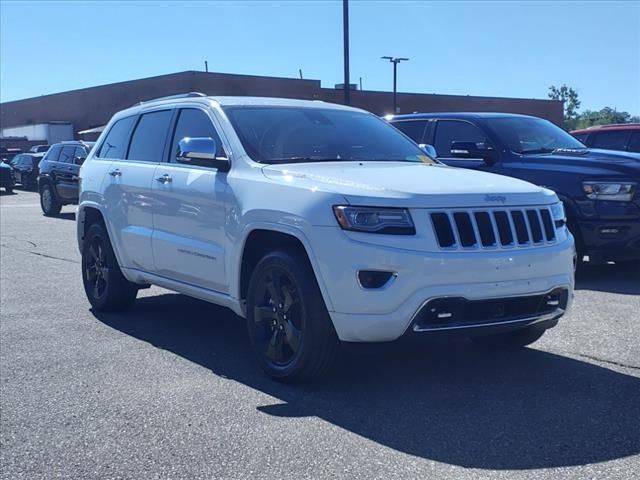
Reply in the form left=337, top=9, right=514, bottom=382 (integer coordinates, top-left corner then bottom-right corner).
left=333, top=206, right=415, bottom=234
left=582, top=182, right=636, bottom=201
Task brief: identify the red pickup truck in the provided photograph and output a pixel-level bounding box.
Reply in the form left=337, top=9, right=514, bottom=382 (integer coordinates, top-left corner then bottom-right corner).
left=571, top=124, right=640, bottom=153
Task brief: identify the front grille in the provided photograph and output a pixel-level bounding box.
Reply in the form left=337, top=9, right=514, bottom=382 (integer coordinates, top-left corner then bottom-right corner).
left=413, top=288, right=568, bottom=331
left=430, top=207, right=557, bottom=250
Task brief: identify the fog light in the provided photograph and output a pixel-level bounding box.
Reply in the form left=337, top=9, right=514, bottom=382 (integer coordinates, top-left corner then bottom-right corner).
left=358, top=270, right=395, bottom=289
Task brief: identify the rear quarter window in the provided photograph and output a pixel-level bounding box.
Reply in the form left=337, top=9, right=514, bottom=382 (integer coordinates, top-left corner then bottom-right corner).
left=627, top=132, right=640, bottom=153
left=44, top=145, right=62, bottom=162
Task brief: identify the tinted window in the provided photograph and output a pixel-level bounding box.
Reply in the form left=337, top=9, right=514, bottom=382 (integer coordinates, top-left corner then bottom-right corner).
left=170, top=109, right=224, bottom=163
left=572, top=132, right=589, bottom=143
left=127, top=110, right=173, bottom=162
left=488, top=117, right=585, bottom=154
left=591, top=131, right=631, bottom=151
left=628, top=132, right=640, bottom=153
left=45, top=145, right=62, bottom=162
left=59, top=146, right=76, bottom=163
left=98, top=116, right=136, bottom=159
left=392, top=120, right=428, bottom=143
left=434, top=120, right=489, bottom=157
left=73, top=146, right=88, bottom=164
left=224, top=107, right=434, bottom=164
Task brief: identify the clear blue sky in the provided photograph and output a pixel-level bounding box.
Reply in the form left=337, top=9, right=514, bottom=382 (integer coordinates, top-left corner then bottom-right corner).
left=1, top=0, right=639, bottom=114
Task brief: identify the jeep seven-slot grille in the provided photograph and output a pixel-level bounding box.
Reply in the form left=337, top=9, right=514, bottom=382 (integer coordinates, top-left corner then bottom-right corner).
left=430, top=207, right=557, bottom=249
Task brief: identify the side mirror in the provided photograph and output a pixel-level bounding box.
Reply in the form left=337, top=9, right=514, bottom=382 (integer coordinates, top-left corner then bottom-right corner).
left=418, top=143, right=437, bottom=158
left=450, top=141, right=496, bottom=164
left=177, top=137, right=229, bottom=171
left=74, top=156, right=86, bottom=165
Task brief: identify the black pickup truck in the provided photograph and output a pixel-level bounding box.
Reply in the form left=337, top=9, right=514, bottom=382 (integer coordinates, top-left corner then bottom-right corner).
left=389, top=113, right=640, bottom=264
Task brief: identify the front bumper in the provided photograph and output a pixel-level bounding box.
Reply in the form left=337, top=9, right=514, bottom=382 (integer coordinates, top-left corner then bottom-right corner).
left=578, top=218, right=640, bottom=262
left=310, top=227, right=575, bottom=342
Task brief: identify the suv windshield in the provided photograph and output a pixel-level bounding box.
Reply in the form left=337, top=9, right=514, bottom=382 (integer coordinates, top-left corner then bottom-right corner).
left=224, top=106, right=435, bottom=164
left=488, top=116, right=586, bottom=154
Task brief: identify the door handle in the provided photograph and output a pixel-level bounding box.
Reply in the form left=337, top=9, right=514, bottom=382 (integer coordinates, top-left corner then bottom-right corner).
left=155, top=174, right=172, bottom=184
left=108, top=169, right=122, bottom=177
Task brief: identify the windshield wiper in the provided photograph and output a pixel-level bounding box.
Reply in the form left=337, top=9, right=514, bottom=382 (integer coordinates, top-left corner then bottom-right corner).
left=519, top=148, right=555, bottom=154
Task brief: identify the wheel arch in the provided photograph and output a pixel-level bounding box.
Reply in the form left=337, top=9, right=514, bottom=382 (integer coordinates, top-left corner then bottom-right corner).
left=234, top=225, right=335, bottom=315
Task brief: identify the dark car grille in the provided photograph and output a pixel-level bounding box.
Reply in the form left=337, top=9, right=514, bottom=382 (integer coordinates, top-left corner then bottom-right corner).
left=430, top=207, right=557, bottom=250
left=412, top=288, right=568, bottom=331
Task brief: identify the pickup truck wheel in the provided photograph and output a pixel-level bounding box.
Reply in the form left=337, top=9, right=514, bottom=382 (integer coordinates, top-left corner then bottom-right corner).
left=81, top=223, right=137, bottom=312
left=470, top=325, right=546, bottom=349
left=246, top=250, right=339, bottom=383
left=40, top=184, right=62, bottom=216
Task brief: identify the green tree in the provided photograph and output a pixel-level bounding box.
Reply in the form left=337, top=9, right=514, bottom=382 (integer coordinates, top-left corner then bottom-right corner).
left=574, top=107, right=640, bottom=129
left=548, top=84, right=581, bottom=129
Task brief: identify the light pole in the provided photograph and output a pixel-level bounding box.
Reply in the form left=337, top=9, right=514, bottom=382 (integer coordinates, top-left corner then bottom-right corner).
left=381, top=56, right=409, bottom=114
left=343, top=0, right=350, bottom=105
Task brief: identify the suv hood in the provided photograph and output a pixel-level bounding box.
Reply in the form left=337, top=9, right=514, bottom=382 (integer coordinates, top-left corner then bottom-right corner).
left=522, top=148, right=640, bottom=177
left=262, top=161, right=557, bottom=208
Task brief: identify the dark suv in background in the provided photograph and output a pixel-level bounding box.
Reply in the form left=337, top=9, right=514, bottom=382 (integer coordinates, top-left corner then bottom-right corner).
left=571, top=124, right=640, bottom=153
left=11, top=153, right=45, bottom=190
left=38, top=141, right=94, bottom=216
left=388, top=113, right=640, bottom=264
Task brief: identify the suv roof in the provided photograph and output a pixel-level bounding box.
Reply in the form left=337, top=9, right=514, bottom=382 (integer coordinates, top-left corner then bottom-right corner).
left=387, top=112, right=537, bottom=122
left=571, top=124, right=640, bottom=134
left=113, top=95, right=362, bottom=121
left=51, top=140, right=96, bottom=147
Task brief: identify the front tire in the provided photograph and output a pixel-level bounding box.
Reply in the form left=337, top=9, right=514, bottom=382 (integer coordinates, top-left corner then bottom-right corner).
left=246, top=250, right=339, bottom=383
left=81, top=223, right=138, bottom=312
left=470, top=324, right=546, bottom=349
left=40, top=184, right=62, bottom=216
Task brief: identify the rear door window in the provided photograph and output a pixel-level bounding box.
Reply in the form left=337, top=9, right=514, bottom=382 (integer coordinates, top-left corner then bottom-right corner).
left=59, top=146, right=76, bottom=163
left=626, top=132, right=640, bottom=153
left=392, top=120, right=428, bottom=144
left=127, top=110, right=173, bottom=162
left=98, top=116, right=137, bottom=159
left=591, top=130, right=631, bottom=150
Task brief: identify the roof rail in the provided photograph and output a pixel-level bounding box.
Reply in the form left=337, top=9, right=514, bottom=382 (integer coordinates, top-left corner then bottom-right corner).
left=133, top=92, right=206, bottom=107
left=586, top=123, right=640, bottom=129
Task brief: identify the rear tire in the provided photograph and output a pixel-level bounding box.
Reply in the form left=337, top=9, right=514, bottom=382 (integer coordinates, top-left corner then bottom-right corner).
left=40, top=184, right=62, bottom=216
left=81, top=223, right=138, bottom=312
left=246, top=249, right=339, bottom=383
left=470, top=325, right=546, bottom=349
left=4, top=186, right=12, bottom=194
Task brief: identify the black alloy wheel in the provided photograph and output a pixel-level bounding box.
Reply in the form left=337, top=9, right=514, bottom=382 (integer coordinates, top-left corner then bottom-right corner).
left=252, top=266, right=303, bottom=366
left=81, top=223, right=137, bottom=312
left=84, top=234, right=109, bottom=302
left=246, top=250, right=339, bottom=383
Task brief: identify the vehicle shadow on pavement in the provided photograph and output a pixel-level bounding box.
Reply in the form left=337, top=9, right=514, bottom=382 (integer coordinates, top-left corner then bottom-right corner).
left=55, top=212, right=76, bottom=221
left=575, top=262, right=640, bottom=295
left=93, top=293, right=640, bottom=470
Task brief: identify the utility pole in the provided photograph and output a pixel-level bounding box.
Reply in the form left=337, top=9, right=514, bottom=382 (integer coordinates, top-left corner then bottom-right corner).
left=343, top=0, right=350, bottom=105
left=381, top=56, right=409, bottom=113
left=204, top=60, right=209, bottom=73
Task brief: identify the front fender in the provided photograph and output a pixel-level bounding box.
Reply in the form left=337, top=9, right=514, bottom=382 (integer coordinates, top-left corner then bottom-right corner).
left=229, top=221, right=335, bottom=314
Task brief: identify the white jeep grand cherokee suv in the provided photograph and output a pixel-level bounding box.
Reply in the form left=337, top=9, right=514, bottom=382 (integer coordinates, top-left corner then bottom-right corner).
left=78, top=94, right=574, bottom=382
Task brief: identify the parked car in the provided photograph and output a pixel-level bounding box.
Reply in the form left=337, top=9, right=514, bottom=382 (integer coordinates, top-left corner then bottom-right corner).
left=0, top=161, right=16, bottom=193
left=78, top=95, right=574, bottom=382
left=11, top=153, right=45, bottom=190
left=38, top=141, right=94, bottom=216
left=29, top=144, right=50, bottom=153
left=571, top=124, right=640, bottom=153
left=388, top=113, right=640, bottom=264
left=0, top=147, right=22, bottom=164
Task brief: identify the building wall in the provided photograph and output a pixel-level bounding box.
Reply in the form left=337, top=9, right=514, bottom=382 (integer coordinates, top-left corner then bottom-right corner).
left=0, top=71, right=564, bottom=140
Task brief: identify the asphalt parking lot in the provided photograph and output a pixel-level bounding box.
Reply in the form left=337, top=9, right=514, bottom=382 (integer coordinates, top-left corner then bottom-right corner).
left=1, top=189, right=639, bottom=480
